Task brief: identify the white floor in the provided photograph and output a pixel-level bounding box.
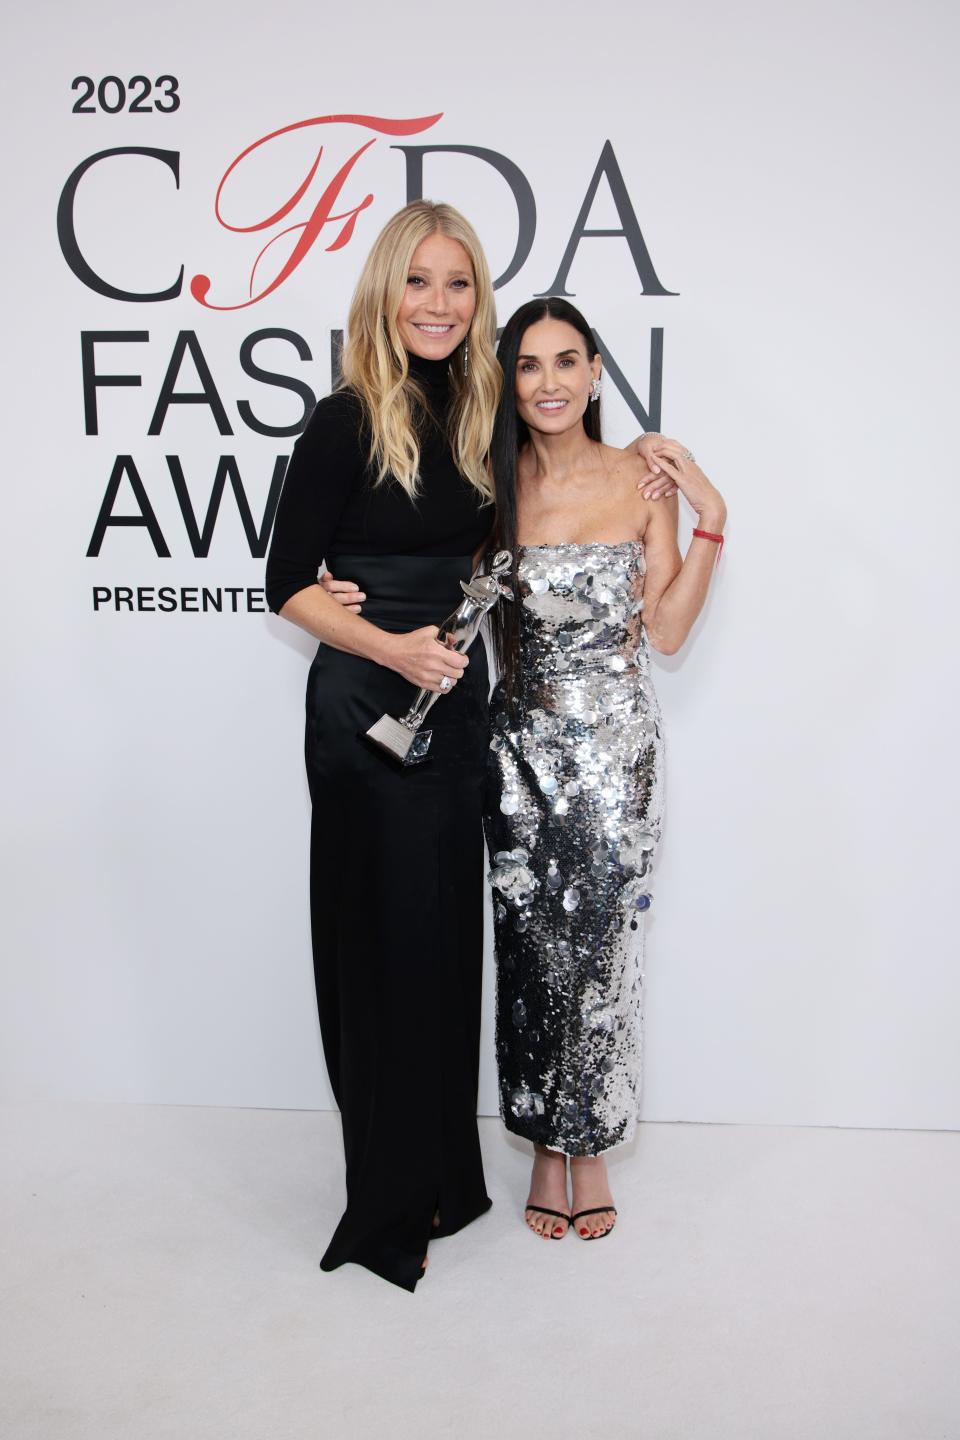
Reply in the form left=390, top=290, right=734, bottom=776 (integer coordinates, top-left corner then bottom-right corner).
left=2, top=1105, right=958, bottom=1440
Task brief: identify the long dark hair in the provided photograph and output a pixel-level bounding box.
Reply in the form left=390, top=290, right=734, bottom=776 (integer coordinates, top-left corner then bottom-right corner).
left=489, top=297, right=602, bottom=700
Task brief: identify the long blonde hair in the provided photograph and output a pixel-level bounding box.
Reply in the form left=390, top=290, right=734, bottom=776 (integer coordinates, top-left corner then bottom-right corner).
left=340, top=201, right=500, bottom=502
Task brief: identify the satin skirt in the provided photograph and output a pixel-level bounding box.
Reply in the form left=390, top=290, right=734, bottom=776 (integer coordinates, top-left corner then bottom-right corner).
left=304, top=553, right=491, bottom=1292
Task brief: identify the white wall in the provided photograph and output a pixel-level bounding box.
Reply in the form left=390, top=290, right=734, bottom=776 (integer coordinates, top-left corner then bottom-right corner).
left=2, top=0, right=958, bottom=1128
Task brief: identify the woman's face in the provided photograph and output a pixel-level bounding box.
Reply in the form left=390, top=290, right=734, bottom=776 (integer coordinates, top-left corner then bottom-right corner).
left=514, top=317, right=601, bottom=435
left=396, top=232, right=476, bottom=360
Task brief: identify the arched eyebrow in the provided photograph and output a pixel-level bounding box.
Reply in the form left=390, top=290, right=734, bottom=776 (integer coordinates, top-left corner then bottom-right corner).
left=516, top=348, right=581, bottom=362
left=407, top=265, right=474, bottom=279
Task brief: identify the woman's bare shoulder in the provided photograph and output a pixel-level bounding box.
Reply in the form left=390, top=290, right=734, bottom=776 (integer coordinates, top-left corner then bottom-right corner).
left=598, top=443, right=649, bottom=488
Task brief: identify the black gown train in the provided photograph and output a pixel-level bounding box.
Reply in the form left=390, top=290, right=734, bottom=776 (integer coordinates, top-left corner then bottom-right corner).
left=266, top=355, right=492, bottom=1291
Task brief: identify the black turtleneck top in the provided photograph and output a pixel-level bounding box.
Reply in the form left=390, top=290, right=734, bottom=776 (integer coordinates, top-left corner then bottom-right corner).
left=265, top=354, right=492, bottom=614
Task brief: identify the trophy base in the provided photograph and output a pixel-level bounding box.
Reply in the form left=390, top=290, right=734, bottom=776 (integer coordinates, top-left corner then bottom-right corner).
left=365, top=715, right=434, bottom=765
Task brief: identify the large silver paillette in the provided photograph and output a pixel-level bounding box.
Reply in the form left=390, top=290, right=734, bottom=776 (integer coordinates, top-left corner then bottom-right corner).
left=485, top=542, right=664, bottom=1156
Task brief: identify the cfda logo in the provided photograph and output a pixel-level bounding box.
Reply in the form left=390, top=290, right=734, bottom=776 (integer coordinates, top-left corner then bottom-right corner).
left=57, top=111, right=676, bottom=308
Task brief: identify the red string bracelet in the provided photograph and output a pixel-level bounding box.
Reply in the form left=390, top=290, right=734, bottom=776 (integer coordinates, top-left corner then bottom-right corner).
left=692, top=527, right=724, bottom=564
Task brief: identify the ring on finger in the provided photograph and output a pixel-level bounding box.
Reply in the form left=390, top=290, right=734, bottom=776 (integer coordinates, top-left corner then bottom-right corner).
left=682, top=448, right=695, bottom=461
left=439, top=675, right=452, bottom=692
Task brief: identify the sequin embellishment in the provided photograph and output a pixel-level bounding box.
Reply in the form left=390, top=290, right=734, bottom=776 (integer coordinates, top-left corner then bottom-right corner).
left=484, top=542, right=664, bottom=1156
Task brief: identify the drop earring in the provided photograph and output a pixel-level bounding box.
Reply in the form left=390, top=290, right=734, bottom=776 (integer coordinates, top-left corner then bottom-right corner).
left=590, top=375, right=602, bottom=402
left=463, top=338, right=470, bottom=377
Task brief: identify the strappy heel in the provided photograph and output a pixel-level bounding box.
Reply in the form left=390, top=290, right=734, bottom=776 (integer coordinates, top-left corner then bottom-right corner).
left=524, top=1205, right=570, bottom=1239
left=571, top=1205, right=617, bottom=1240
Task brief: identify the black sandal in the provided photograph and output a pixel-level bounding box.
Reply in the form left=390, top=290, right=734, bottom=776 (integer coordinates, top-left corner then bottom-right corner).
left=571, top=1206, right=617, bottom=1240
left=524, top=1205, right=571, bottom=1239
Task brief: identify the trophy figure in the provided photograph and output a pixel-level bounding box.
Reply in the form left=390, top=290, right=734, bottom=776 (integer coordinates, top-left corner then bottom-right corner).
left=366, top=550, right=513, bottom=764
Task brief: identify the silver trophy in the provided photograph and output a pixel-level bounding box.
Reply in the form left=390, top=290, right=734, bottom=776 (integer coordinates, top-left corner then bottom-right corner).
left=366, top=550, right=513, bottom=764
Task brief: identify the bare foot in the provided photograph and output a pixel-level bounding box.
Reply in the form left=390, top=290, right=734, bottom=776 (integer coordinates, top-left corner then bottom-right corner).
left=525, top=1144, right=570, bottom=1239
left=570, top=1154, right=617, bottom=1238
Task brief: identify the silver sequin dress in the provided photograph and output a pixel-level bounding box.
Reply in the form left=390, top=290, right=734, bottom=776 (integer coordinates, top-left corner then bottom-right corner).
left=484, top=542, right=664, bottom=1156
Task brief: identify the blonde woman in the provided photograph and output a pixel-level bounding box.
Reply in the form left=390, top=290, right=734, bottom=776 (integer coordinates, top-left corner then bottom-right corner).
left=266, top=202, right=501, bottom=1292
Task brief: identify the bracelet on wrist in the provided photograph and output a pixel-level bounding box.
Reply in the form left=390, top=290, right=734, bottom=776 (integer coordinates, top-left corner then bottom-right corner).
left=692, top=527, right=724, bottom=565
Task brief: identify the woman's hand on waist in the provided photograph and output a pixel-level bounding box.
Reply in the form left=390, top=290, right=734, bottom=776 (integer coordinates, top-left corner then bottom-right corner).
left=316, top=571, right=467, bottom=689
left=381, top=626, right=469, bottom=693
left=321, top=571, right=365, bottom=613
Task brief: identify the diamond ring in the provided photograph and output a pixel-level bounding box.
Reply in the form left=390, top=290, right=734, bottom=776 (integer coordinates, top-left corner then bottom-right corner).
left=439, top=675, right=452, bottom=692
left=682, top=448, right=695, bottom=462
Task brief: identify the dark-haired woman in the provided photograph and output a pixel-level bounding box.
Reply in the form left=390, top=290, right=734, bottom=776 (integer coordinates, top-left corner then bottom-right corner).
left=484, top=298, right=726, bottom=1241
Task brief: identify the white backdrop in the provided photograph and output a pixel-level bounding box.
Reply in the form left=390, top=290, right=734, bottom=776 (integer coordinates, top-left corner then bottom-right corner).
left=2, top=0, right=957, bottom=1129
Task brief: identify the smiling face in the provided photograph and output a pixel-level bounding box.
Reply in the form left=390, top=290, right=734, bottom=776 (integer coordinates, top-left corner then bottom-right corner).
left=514, top=317, right=601, bottom=434
left=395, top=231, right=476, bottom=360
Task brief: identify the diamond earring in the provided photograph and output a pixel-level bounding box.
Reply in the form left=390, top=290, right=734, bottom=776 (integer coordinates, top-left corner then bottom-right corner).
left=590, top=375, right=602, bottom=402
left=463, top=338, right=470, bottom=377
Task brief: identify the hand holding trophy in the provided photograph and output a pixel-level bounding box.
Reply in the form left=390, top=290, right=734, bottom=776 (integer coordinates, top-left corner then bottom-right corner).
left=366, top=550, right=514, bottom=764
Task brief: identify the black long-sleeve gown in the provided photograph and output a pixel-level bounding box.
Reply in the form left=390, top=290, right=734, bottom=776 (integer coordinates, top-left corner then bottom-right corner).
left=266, top=354, right=493, bottom=1291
